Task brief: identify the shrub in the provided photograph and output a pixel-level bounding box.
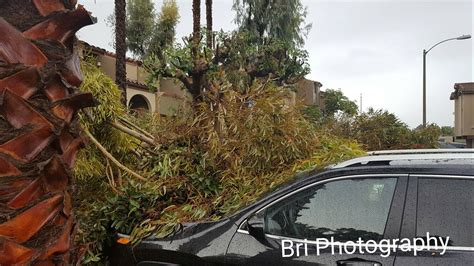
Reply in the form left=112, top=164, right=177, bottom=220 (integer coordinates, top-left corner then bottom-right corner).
left=329, top=108, right=440, bottom=150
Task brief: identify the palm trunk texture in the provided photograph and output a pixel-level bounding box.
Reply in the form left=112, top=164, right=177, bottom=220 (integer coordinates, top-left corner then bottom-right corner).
left=191, top=0, right=202, bottom=100
left=0, top=0, right=94, bottom=264
left=115, top=0, right=127, bottom=105
left=206, top=0, right=213, bottom=49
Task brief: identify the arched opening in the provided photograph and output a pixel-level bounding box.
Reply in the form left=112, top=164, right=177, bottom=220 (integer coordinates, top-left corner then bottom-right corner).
left=128, top=94, right=150, bottom=114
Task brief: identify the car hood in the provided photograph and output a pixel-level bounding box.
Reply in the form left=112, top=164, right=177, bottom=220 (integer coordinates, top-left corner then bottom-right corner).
left=146, top=220, right=225, bottom=241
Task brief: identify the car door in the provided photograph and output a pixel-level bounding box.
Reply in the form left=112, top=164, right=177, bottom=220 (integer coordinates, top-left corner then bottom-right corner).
left=226, top=174, right=408, bottom=265
left=394, top=175, right=474, bottom=265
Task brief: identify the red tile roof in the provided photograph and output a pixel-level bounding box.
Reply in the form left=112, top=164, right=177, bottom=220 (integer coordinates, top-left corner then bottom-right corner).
left=79, top=40, right=142, bottom=65
left=126, top=79, right=149, bottom=90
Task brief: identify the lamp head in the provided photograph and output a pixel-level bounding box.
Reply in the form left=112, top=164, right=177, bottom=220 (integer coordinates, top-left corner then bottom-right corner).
left=456, top=34, right=471, bottom=40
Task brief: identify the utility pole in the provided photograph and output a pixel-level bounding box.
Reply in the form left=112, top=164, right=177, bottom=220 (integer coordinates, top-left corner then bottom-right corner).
left=360, top=93, right=363, bottom=113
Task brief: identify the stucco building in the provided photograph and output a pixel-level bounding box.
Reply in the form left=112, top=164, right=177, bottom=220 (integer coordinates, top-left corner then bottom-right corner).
left=78, top=41, right=324, bottom=115
left=295, top=78, right=325, bottom=109
left=78, top=41, right=192, bottom=116
left=450, top=82, right=474, bottom=148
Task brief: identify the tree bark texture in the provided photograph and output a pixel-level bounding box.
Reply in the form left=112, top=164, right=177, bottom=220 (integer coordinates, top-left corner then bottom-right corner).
left=0, top=0, right=94, bottom=264
left=192, top=0, right=201, bottom=58
left=206, top=0, right=213, bottom=49
left=191, top=0, right=202, bottom=100
left=115, top=0, right=127, bottom=105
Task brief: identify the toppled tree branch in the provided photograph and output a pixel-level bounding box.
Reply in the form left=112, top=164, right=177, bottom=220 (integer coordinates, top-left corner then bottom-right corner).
left=84, top=128, right=147, bottom=181
left=82, top=109, right=155, bottom=146
left=110, top=120, right=155, bottom=146
left=118, top=116, right=155, bottom=140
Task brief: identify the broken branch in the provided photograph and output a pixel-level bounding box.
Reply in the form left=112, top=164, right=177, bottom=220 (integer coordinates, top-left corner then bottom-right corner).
left=109, top=120, right=155, bottom=146
left=84, top=128, right=147, bottom=181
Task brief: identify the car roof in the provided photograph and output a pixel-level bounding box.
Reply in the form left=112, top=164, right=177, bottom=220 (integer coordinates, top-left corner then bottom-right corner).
left=330, top=148, right=474, bottom=169
left=285, top=149, right=474, bottom=193
left=231, top=149, right=473, bottom=218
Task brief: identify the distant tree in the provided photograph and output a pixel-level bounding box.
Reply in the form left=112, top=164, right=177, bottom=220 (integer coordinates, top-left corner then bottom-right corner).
left=330, top=108, right=440, bottom=150
left=125, top=0, right=154, bottom=57
left=440, top=126, right=454, bottom=136
left=108, top=0, right=179, bottom=60
left=233, top=0, right=312, bottom=48
left=323, top=89, right=358, bottom=118
left=145, top=30, right=310, bottom=101
left=410, top=124, right=441, bottom=149
left=147, top=0, right=179, bottom=59
left=145, top=0, right=310, bottom=103
left=115, top=0, right=127, bottom=104
left=337, top=108, right=411, bottom=150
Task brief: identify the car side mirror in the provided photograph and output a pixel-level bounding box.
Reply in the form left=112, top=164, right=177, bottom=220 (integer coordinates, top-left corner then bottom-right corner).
left=247, top=212, right=266, bottom=241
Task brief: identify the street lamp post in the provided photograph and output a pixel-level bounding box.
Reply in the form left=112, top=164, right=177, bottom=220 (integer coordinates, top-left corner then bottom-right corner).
left=422, top=34, right=471, bottom=127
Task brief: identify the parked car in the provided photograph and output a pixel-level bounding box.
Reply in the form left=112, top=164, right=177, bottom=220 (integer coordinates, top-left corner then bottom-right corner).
left=110, top=149, right=474, bottom=265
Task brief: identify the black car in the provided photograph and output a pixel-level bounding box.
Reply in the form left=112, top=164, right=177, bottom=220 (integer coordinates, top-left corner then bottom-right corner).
left=110, top=149, right=474, bottom=265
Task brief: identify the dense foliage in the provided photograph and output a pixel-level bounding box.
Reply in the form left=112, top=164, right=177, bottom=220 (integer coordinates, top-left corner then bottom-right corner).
left=323, top=89, right=359, bottom=119
left=75, top=58, right=137, bottom=180
left=328, top=108, right=441, bottom=150
left=108, top=0, right=179, bottom=59
left=75, top=59, right=141, bottom=263
left=233, top=0, right=312, bottom=48
left=145, top=30, right=310, bottom=100
left=440, top=126, right=454, bottom=136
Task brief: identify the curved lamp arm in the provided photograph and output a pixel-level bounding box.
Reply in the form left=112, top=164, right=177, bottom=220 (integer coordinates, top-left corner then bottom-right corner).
left=425, top=34, right=471, bottom=54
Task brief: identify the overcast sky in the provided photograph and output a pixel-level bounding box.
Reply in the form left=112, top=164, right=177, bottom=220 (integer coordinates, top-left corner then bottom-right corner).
left=77, top=0, right=473, bottom=128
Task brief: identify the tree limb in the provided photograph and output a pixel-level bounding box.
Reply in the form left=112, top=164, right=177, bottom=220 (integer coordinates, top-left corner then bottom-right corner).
left=174, top=69, right=194, bottom=92
left=117, top=116, right=155, bottom=140
left=84, top=128, right=147, bottom=181
left=109, top=120, right=156, bottom=146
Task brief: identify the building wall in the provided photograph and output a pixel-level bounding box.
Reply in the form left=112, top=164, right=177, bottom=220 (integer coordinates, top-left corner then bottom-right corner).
left=96, top=53, right=141, bottom=82
left=296, top=79, right=323, bottom=106
left=137, top=67, right=147, bottom=84
left=454, top=97, right=462, bottom=136
left=296, top=79, right=315, bottom=105
left=98, top=54, right=116, bottom=81
left=95, top=53, right=192, bottom=116
left=158, top=78, right=192, bottom=116
left=126, top=63, right=138, bottom=81
left=126, top=87, right=157, bottom=113
left=452, top=83, right=474, bottom=138
left=460, top=95, right=474, bottom=136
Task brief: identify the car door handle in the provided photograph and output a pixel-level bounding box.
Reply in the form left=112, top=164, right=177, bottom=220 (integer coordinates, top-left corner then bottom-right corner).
left=337, top=258, right=382, bottom=266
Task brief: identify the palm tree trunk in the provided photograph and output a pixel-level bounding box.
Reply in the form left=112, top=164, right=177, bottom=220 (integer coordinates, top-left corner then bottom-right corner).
left=0, top=1, right=94, bottom=264
left=206, top=0, right=213, bottom=49
left=191, top=0, right=202, bottom=100
left=192, top=0, right=201, bottom=58
left=115, top=0, right=127, bottom=105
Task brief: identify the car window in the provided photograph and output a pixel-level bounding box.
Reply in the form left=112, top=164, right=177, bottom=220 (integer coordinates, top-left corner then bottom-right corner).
left=264, top=177, right=397, bottom=242
left=417, top=178, right=474, bottom=247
